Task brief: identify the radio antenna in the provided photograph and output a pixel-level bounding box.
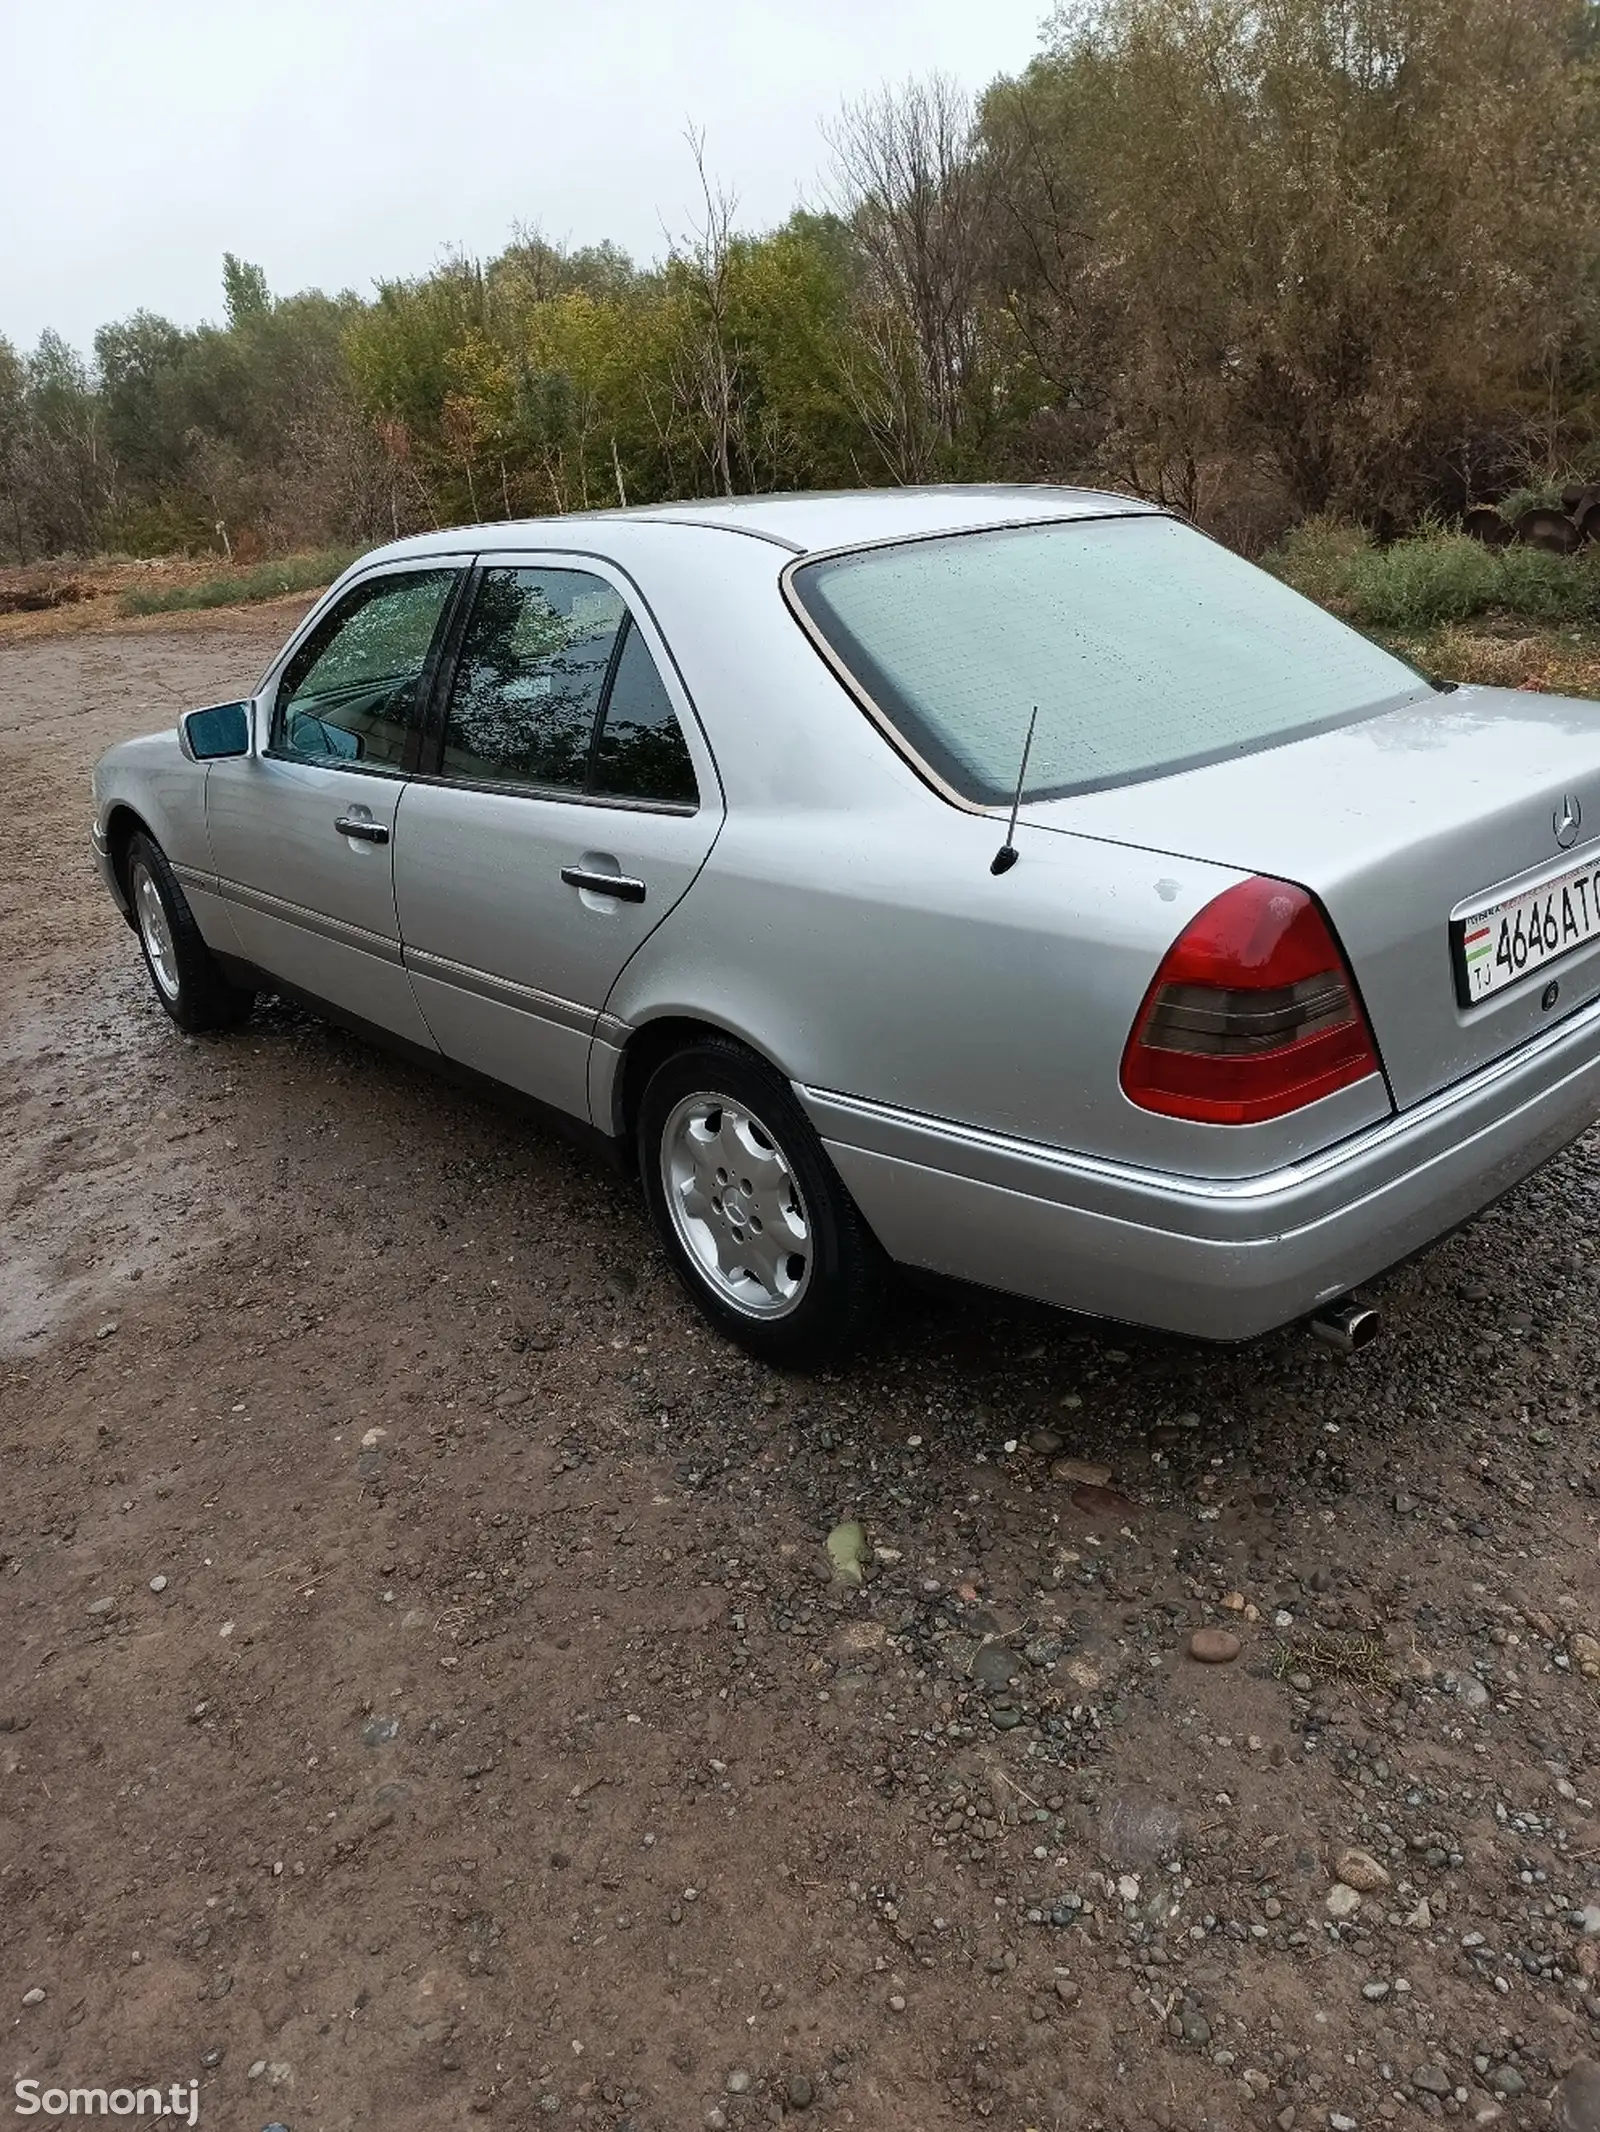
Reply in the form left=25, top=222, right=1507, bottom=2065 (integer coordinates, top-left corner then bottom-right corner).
left=990, top=706, right=1039, bottom=876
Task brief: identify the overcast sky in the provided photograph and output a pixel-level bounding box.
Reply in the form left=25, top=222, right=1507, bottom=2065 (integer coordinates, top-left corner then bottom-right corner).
left=1, top=0, right=1050, bottom=359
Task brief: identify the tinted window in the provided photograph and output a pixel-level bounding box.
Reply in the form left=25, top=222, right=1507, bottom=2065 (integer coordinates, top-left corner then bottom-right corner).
left=791, top=517, right=1431, bottom=802
left=592, top=622, right=698, bottom=805
left=443, top=568, right=625, bottom=790
left=276, top=570, right=456, bottom=770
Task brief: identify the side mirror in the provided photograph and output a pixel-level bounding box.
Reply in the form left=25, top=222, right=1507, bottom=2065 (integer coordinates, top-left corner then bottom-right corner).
left=179, top=700, right=251, bottom=762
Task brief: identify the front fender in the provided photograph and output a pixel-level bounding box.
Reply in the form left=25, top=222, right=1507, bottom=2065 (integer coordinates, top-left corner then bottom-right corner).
left=93, top=733, right=212, bottom=872
left=92, top=731, right=221, bottom=938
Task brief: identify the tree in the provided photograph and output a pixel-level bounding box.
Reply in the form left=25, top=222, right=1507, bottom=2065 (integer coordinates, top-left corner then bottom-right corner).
left=826, top=76, right=1006, bottom=477
left=222, top=254, right=272, bottom=328
left=24, top=331, right=107, bottom=553
left=985, top=0, right=1600, bottom=525
left=0, top=338, right=30, bottom=561
left=723, top=213, right=884, bottom=489
left=664, top=130, right=749, bottom=497
left=7, top=15, right=1600, bottom=562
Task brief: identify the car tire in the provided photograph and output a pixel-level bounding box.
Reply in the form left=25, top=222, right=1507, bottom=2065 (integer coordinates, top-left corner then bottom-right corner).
left=124, top=830, right=255, bottom=1033
left=637, top=1035, right=880, bottom=1367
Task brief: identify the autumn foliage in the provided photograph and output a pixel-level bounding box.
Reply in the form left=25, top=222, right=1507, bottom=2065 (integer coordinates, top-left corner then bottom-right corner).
left=3, top=0, right=1598, bottom=563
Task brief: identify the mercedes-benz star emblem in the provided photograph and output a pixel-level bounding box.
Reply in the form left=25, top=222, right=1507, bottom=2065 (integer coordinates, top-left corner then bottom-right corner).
left=1554, top=793, right=1582, bottom=850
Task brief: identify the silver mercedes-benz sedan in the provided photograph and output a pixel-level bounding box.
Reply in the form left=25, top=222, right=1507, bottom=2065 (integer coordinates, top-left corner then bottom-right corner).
left=91, top=486, right=1600, bottom=1362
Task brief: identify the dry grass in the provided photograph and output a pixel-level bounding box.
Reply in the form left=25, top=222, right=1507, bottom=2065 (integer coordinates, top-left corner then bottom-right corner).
left=1270, top=1629, right=1395, bottom=1691
left=1264, top=518, right=1600, bottom=697
left=0, top=554, right=343, bottom=644
left=1384, top=619, right=1600, bottom=698
left=118, top=549, right=358, bottom=616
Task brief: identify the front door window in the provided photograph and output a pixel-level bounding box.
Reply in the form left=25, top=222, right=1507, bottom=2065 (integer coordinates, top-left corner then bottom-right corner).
left=274, top=570, right=458, bottom=771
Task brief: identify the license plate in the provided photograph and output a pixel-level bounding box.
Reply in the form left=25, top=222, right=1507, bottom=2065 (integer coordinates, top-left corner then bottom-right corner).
left=1453, top=853, right=1600, bottom=1004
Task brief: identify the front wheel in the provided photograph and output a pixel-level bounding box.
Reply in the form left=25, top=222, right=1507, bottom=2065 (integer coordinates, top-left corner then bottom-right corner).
left=637, top=1037, right=880, bottom=1367
left=125, top=831, right=255, bottom=1033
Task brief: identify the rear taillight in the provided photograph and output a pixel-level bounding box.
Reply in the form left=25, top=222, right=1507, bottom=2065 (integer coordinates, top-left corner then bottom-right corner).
left=1120, top=875, right=1382, bottom=1125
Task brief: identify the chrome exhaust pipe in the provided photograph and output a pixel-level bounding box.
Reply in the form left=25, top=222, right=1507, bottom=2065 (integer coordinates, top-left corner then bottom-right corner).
left=1309, top=1297, right=1382, bottom=1353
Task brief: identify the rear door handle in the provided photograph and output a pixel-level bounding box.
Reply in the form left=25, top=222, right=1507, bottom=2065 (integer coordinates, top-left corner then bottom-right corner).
left=561, top=866, right=646, bottom=904
left=335, top=815, right=390, bottom=845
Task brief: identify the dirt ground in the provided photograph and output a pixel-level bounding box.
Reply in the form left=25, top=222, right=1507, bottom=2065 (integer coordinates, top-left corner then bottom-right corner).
left=2, top=611, right=1599, bottom=2132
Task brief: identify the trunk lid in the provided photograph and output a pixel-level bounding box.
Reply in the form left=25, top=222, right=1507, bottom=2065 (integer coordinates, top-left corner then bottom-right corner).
left=1025, top=684, right=1600, bottom=1109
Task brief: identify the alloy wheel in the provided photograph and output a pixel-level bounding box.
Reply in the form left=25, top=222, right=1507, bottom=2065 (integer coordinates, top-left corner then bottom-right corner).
left=132, top=862, right=181, bottom=1001
left=659, top=1091, right=812, bottom=1319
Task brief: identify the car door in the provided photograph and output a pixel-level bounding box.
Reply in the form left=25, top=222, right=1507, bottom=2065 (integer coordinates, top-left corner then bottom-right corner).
left=204, top=562, right=463, bottom=1045
left=393, top=555, right=724, bottom=1121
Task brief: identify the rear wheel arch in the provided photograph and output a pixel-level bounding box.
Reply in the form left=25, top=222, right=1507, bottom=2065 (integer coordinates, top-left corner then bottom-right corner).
left=613, top=1015, right=791, bottom=1152
left=630, top=1026, right=883, bottom=1364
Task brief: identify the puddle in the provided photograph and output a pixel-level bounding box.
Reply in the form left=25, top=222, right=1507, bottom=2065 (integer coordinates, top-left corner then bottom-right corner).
left=0, top=978, right=245, bottom=1353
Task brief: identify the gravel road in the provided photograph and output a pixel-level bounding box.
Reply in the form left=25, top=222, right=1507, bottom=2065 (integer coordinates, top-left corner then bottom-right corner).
left=2, top=611, right=1598, bottom=2132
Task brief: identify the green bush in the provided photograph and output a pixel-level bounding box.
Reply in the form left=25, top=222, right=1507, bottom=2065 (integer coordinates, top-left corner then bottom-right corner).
left=119, top=548, right=359, bottom=617
left=1258, top=517, right=1371, bottom=607
left=1266, top=523, right=1600, bottom=633
left=1496, top=481, right=1571, bottom=526
left=101, top=497, right=218, bottom=558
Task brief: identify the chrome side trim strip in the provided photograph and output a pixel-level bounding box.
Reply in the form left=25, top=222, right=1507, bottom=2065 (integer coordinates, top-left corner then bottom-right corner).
left=404, top=947, right=597, bottom=1036
left=171, top=861, right=218, bottom=894
left=216, top=876, right=403, bottom=965
left=797, top=1082, right=1348, bottom=1213
left=595, top=1011, right=632, bottom=1046
left=403, top=772, right=696, bottom=817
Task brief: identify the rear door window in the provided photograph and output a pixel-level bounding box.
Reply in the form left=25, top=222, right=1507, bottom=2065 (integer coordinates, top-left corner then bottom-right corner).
left=436, top=566, right=699, bottom=807
left=442, top=568, right=625, bottom=790
left=591, top=620, right=698, bottom=804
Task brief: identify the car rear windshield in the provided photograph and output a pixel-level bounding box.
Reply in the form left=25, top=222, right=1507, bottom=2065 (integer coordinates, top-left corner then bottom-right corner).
left=789, top=515, right=1431, bottom=802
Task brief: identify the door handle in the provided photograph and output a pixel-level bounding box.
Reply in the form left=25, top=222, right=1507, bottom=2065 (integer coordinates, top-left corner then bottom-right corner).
left=335, top=815, right=390, bottom=845
left=561, top=866, right=646, bottom=904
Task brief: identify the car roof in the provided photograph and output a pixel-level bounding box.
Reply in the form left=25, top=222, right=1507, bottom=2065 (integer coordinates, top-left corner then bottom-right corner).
left=366, top=483, right=1158, bottom=565
left=604, top=484, right=1156, bottom=551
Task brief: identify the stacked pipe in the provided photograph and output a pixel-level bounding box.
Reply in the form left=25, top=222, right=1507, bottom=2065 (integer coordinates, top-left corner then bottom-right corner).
left=1464, top=482, right=1600, bottom=553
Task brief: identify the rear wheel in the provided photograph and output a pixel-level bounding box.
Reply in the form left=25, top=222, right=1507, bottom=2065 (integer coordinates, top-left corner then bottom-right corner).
left=125, top=831, right=255, bottom=1033
left=637, top=1036, right=879, bottom=1366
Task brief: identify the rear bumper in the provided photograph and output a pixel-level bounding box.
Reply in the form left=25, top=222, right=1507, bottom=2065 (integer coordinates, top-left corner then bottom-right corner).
left=798, top=992, right=1600, bottom=1340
